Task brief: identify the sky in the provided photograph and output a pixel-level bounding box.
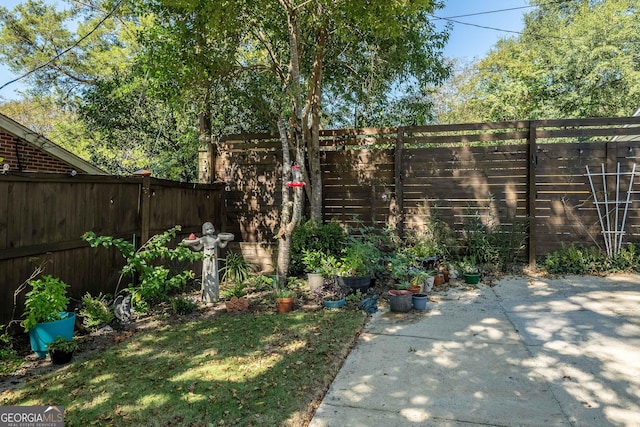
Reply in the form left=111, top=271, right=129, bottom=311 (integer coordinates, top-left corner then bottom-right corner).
left=0, top=0, right=530, bottom=101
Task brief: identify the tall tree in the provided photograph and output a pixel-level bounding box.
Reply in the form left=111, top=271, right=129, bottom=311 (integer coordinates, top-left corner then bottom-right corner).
left=137, top=0, right=450, bottom=281
left=0, top=0, right=134, bottom=99
left=439, top=0, right=640, bottom=122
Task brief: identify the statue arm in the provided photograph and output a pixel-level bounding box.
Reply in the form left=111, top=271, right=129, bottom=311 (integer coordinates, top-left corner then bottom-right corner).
left=182, top=238, right=204, bottom=252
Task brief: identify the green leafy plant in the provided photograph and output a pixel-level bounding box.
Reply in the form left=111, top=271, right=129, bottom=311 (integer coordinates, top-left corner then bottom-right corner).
left=171, top=297, right=198, bottom=315
left=220, top=252, right=250, bottom=285
left=543, top=244, right=590, bottom=275
left=221, top=282, right=248, bottom=300
left=289, top=220, right=349, bottom=276
left=302, top=249, right=339, bottom=277
left=543, top=243, right=639, bottom=275
left=458, top=257, right=479, bottom=275
left=337, top=240, right=378, bottom=277
left=345, top=289, right=363, bottom=304
left=47, top=337, right=78, bottom=353
left=395, top=281, right=412, bottom=290
left=47, top=336, right=78, bottom=353
left=246, top=275, right=274, bottom=292
left=80, top=293, right=115, bottom=331
left=22, top=275, right=70, bottom=332
left=301, top=249, right=326, bottom=274
left=462, top=200, right=528, bottom=269
left=275, top=288, right=296, bottom=299
left=82, top=226, right=201, bottom=309
left=1, top=326, right=23, bottom=375
left=410, top=270, right=434, bottom=287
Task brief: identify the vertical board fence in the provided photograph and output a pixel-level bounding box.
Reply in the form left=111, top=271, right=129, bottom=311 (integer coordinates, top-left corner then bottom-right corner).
left=216, top=116, right=640, bottom=268
left=0, top=173, right=225, bottom=325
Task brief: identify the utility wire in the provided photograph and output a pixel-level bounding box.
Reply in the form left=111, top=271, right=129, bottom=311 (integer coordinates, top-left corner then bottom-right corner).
left=0, top=0, right=127, bottom=92
left=442, top=0, right=570, bottom=19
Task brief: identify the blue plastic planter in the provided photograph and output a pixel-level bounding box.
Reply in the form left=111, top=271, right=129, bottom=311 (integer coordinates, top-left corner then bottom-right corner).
left=29, top=312, right=76, bottom=358
left=412, top=293, right=429, bottom=311
left=323, top=298, right=346, bottom=309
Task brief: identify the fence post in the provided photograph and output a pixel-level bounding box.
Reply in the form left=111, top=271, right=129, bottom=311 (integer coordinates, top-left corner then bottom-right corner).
left=395, top=127, right=405, bottom=238
left=527, top=121, right=537, bottom=267
left=140, top=175, right=151, bottom=243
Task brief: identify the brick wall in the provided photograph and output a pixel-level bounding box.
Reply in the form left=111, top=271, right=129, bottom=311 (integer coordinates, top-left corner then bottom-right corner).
left=0, top=129, right=74, bottom=173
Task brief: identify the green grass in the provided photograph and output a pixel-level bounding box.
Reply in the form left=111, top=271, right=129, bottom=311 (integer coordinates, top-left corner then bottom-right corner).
left=1, top=310, right=366, bottom=426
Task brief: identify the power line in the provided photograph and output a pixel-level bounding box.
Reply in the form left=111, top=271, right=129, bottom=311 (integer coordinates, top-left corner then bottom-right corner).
left=0, top=0, right=127, bottom=92
left=441, top=0, right=570, bottom=19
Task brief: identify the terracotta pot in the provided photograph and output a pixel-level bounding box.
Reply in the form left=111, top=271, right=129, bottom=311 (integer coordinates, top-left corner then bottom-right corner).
left=276, top=297, right=294, bottom=313
left=433, top=274, right=445, bottom=287
left=408, top=285, right=421, bottom=294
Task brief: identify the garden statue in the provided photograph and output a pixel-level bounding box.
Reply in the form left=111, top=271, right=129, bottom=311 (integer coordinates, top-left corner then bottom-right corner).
left=182, top=222, right=234, bottom=303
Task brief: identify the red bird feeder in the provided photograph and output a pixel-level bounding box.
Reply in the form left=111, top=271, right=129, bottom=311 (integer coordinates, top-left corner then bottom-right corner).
left=287, top=164, right=305, bottom=187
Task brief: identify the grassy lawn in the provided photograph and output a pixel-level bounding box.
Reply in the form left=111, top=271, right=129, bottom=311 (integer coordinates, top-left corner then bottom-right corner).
left=1, top=309, right=367, bottom=426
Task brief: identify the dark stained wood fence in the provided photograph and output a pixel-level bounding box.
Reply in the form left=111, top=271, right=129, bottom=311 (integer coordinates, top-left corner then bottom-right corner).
left=0, top=173, right=225, bottom=325
left=216, top=117, right=640, bottom=266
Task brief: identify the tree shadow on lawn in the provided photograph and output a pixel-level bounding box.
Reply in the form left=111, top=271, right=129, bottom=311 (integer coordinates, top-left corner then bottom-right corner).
left=1, top=309, right=367, bottom=426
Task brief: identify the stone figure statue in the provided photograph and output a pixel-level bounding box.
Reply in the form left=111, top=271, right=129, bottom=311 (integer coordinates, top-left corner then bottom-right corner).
left=182, top=222, right=234, bottom=303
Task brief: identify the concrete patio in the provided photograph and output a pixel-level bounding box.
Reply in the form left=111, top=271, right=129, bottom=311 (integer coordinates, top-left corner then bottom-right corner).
left=309, top=274, right=640, bottom=426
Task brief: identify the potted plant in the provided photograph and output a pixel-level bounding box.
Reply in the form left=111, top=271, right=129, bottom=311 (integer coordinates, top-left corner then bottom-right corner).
left=302, top=249, right=338, bottom=292
left=410, top=270, right=435, bottom=293
left=22, top=275, right=76, bottom=358
left=275, top=288, right=295, bottom=313
left=222, top=282, right=250, bottom=313
left=312, top=279, right=348, bottom=309
left=336, top=241, right=377, bottom=293
left=460, top=258, right=481, bottom=284
left=47, top=336, right=78, bottom=365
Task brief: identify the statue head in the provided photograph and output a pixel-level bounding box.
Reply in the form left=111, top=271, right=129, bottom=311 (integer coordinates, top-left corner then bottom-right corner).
left=202, top=222, right=215, bottom=236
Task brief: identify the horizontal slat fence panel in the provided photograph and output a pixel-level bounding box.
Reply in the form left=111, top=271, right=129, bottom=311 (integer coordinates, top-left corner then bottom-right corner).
left=216, top=116, right=640, bottom=268
left=0, top=174, right=225, bottom=325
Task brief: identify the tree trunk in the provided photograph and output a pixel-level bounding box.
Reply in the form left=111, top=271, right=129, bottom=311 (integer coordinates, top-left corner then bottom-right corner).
left=274, top=2, right=306, bottom=286
left=306, top=20, right=327, bottom=222
left=197, top=109, right=214, bottom=183
left=275, top=118, right=304, bottom=287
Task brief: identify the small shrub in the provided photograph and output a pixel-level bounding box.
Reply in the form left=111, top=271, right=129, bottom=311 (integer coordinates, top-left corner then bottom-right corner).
left=541, top=244, right=640, bottom=275
left=290, top=220, right=348, bottom=276
left=171, top=297, right=198, bottom=315
left=461, top=200, right=528, bottom=270
left=220, top=252, right=251, bottom=285
left=22, top=275, right=69, bottom=332
left=80, top=293, right=115, bottom=331
left=609, top=243, right=639, bottom=272
left=47, top=336, right=78, bottom=352
left=246, top=275, right=274, bottom=292
left=221, top=282, right=248, bottom=300
left=83, top=226, right=201, bottom=309
left=0, top=327, right=23, bottom=375
left=543, top=244, right=589, bottom=275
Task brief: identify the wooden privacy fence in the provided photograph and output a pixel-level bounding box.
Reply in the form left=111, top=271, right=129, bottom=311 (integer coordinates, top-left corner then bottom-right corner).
left=0, top=173, right=225, bottom=325
left=216, top=116, right=640, bottom=267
